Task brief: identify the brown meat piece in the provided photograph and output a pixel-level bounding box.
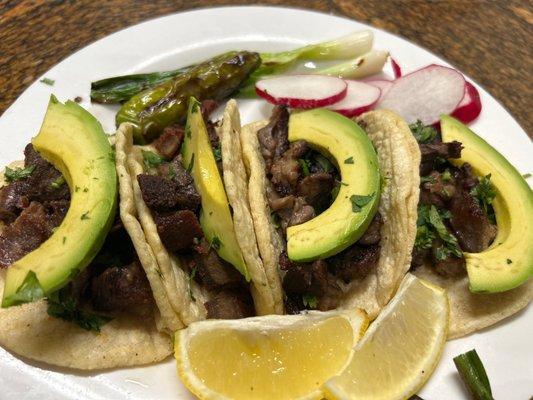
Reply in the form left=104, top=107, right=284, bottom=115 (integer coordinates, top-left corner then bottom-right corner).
left=288, top=197, right=315, bottom=227
left=90, top=260, right=153, bottom=312
left=449, top=189, right=497, bottom=253
left=154, top=125, right=184, bottom=159
left=283, top=260, right=331, bottom=297
left=0, top=202, right=60, bottom=267
left=138, top=174, right=180, bottom=211
left=431, top=240, right=466, bottom=278
left=201, top=99, right=219, bottom=119
left=191, top=239, right=244, bottom=290
left=329, top=244, right=380, bottom=283
left=419, top=141, right=463, bottom=175
left=0, top=181, right=30, bottom=223
left=155, top=210, right=204, bottom=253
left=23, top=144, right=70, bottom=203
left=269, top=194, right=295, bottom=212
left=297, top=172, right=334, bottom=209
left=422, top=171, right=457, bottom=203
left=205, top=291, right=254, bottom=319
left=358, top=213, right=383, bottom=245
left=271, top=143, right=308, bottom=196
left=257, top=106, right=290, bottom=171
left=168, top=159, right=201, bottom=211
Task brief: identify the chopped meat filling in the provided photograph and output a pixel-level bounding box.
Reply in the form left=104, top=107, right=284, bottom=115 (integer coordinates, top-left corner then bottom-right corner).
left=155, top=210, right=203, bottom=252
left=154, top=125, right=184, bottom=159
left=205, top=291, right=254, bottom=319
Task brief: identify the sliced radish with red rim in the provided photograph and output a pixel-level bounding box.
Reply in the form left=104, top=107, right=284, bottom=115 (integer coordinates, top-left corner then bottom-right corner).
left=255, top=75, right=347, bottom=108
left=327, top=80, right=381, bottom=117
left=364, top=79, right=393, bottom=100
left=451, top=81, right=481, bottom=124
left=377, top=64, right=465, bottom=125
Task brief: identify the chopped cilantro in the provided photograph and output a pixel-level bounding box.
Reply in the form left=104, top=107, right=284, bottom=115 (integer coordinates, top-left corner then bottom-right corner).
left=506, top=258, right=513, bottom=264
left=187, top=153, right=195, bottom=173
left=298, top=159, right=311, bottom=177
left=50, top=176, right=66, bottom=189
left=62, top=236, right=67, bottom=244
left=427, top=205, right=462, bottom=257
left=142, top=150, right=165, bottom=170
left=210, top=236, right=222, bottom=250
left=471, top=174, right=496, bottom=223
left=302, top=294, right=318, bottom=309
left=108, top=151, right=115, bottom=163
left=81, top=212, right=90, bottom=220
left=40, top=77, right=55, bottom=86
left=421, top=175, right=436, bottom=184
left=75, top=186, right=80, bottom=192
left=3, top=270, right=44, bottom=306
left=415, top=225, right=435, bottom=250
left=83, top=187, right=89, bottom=193
left=185, top=125, right=192, bottom=138
left=350, top=193, right=375, bottom=213
left=168, top=165, right=177, bottom=180
left=271, top=211, right=281, bottom=229
left=441, top=169, right=452, bottom=182
left=435, top=246, right=452, bottom=261
left=4, top=165, right=35, bottom=182
left=188, top=266, right=197, bottom=302
left=409, top=120, right=437, bottom=143
left=213, top=145, right=222, bottom=162
left=522, top=173, right=531, bottom=179
left=47, top=287, right=110, bottom=332
left=344, top=156, right=354, bottom=164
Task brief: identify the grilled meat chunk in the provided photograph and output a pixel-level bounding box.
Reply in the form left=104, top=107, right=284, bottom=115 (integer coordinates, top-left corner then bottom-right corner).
left=153, top=125, right=184, bottom=159
left=419, top=141, right=462, bottom=175
left=257, top=106, right=290, bottom=171
left=0, top=181, right=30, bottom=223
left=155, top=210, right=203, bottom=253
left=283, top=260, right=331, bottom=297
left=358, top=213, right=383, bottom=245
left=329, top=243, right=380, bottom=283
left=431, top=239, right=466, bottom=278
left=271, top=141, right=309, bottom=196
left=90, top=260, right=153, bottom=312
left=297, top=172, right=334, bottom=210
left=205, top=291, right=254, bottom=319
left=288, top=197, right=315, bottom=227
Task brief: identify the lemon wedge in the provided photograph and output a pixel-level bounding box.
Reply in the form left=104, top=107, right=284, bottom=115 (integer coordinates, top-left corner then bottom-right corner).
left=175, top=309, right=369, bottom=400
left=323, top=274, right=449, bottom=400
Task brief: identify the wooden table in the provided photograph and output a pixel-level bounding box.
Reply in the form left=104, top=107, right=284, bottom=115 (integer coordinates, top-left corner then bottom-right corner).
left=1, top=0, right=531, bottom=136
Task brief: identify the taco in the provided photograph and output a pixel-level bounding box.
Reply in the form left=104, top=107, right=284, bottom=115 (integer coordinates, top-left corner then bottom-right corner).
left=239, top=107, right=420, bottom=319
left=121, top=98, right=277, bottom=327
left=0, top=99, right=172, bottom=369
left=407, top=117, right=532, bottom=339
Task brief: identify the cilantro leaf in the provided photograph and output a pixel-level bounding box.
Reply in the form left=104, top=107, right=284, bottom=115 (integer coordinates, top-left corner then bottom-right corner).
left=409, top=120, right=437, bottom=143
left=50, top=175, right=66, bottom=189
left=210, top=236, right=222, bottom=250
left=142, top=150, right=165, bottom=170
left=470, top=174, right=496, bottom=223
left=2, top=270, right=44, bottom=307
left=350, top=193, right=375, bottom=213
left=188, top=266, right=197, bottom=302
left=47, top=287, right=110, bottom=332
left=415, top=225, right=436, bottom=250
left=302, top=294, right=318, bottom=309
left=298, top=159, right=311, bottom=177
left=314, top=153, right=334, bottom=173
left=213, top=145, right=222, bottom=162
left=344, top=156, right=354, bottom=164
left=428, top=205, right=462, bottom=257
left=40, top=77, right=55, bottom=86
left=4, top=165, right=35, bottom=182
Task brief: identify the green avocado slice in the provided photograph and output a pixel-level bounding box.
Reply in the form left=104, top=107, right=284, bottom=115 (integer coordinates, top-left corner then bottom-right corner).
left=181, top=98, right=249, bottom=280
left=441, top=115, right=533, bottom=293
left=286, top=109, right=380, bottom=262
left=2, top=96, right=117, bottom=307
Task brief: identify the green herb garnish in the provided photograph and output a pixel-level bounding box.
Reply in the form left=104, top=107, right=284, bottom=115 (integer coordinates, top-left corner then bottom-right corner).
left=40, top=77, right=55, bottom=86
left=344, top=156, right=354, bottom=164
left=188, top=266, right=197, bottom=302
left=210, top=235, right=222, bottom=250
left=213, top=145, right=222, bottom=162
left=4, top=165, right=35, bottom=182
left=409, top=120, right=437, bottom=143
left=350, top=193, right=375, bottom=213
left=314, top=153, right=334, bottom=173
left=427, top=205, right=462, bottom=257
left=2, top=270, right=44, bottom=307
left=47, top=287, right=110, bottom=332
left=414, top=225, right=436, bottom=250
left=50, top=176, right=66, bottom=189
left=142, top=150, right=166, bottom=170
left=298, top=158, right=311, bottom=177
left=187, top=153, right=195, bottom=173
left=471, top=174, right=496, bottom=224
left=302, top=294, right=318, bottom=309
left=81, top=212, right=90, bottom=220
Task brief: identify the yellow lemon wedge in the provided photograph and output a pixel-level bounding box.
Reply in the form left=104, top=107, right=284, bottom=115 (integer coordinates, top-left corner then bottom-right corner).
left=323, top=274, right=449, bottom=400
left=175, top=309, right=369, bottom=400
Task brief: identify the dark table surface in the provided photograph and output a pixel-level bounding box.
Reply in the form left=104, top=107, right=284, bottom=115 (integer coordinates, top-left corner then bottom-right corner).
left=1, top=0, right=532, bottom=137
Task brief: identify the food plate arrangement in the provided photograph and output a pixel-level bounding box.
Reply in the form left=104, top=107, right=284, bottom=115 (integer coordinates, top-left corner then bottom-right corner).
left=0, top=6, right=531, bottom=400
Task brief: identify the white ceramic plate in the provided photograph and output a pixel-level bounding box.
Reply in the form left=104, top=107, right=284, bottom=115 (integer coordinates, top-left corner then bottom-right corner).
left=0, top=6, right=531, bottom=400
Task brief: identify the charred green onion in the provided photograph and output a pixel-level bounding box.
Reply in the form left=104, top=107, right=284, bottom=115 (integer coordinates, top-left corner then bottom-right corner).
left=454, top=349, right=494, bottom=400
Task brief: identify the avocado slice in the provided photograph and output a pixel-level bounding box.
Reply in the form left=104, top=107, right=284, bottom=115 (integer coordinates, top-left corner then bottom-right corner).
left=441, top=115, right=533, bottom=293
left=2, top=96, right=117, bottom=307
left=286, top=109, right=380, bottom=262
left=182, top=98, right=249, bottom=280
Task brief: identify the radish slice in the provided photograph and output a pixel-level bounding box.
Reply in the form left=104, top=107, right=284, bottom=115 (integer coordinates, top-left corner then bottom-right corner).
left=451, top=81, right=482, bottom=124
left=327, top=80, right=381, bottom=117
left=255, top=75, right=347, bottom=108
left=365, top=79, right=393, bottom=100
left=391, top=57, right=402, bottom=78
left=378, top=64, right=465, bottom=125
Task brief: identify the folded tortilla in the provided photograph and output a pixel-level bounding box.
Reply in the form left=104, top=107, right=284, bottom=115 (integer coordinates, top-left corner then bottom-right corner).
left=239, top=109, right=421, bottom=319
left=0, top=161, right=172, bottom=369
left=121, top=100, right=278, bottom=327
